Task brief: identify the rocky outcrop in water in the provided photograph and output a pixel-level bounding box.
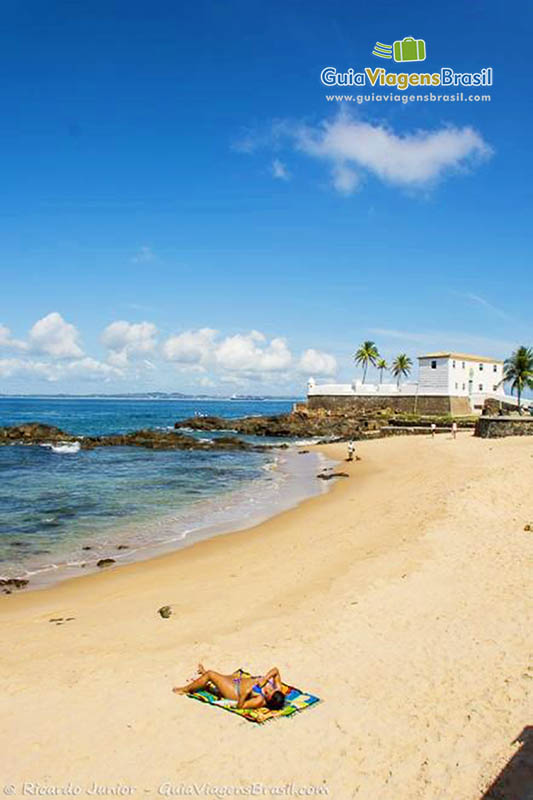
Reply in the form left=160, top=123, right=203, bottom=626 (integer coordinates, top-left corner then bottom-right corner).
left=0, top=423, right=75, bottom=444
left=0, top=423, right=262, bottom=452
left=82, top=429, right=256, bottom=451
left=175, top=410, right=387, bottom=439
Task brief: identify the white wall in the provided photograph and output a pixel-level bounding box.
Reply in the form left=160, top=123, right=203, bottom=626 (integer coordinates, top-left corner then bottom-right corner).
left=419, top=357, right=504, bottom=397
left=418, top=357, right=449, bottom=394
left=449, top=358, right=504, bottom=396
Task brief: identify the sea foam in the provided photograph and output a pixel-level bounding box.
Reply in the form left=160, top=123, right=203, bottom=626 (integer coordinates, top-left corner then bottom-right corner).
left=40, top=441, right=81, bottom=454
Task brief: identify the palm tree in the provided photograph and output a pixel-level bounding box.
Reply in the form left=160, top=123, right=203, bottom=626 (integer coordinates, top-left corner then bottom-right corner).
left=354, top=341, right=379, bottom=383
left=376, top=358, right=388, bottom=384
left=501, top=346, right=533, bottom=413
left=391, top=353, right=412, bottom=387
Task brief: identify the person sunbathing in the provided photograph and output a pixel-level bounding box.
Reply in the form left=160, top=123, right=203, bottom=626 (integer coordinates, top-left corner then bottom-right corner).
left=173, top=663, right=286, bottom=710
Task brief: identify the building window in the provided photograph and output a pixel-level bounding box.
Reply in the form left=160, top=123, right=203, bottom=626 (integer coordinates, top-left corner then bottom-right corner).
left=462, top=361, right=465, bottom=369
left=455, top=382, right=458, bottom=390
left=462, top=383, right=465, bottom=391
left=479, top=384, right=483, bottom=391
left=452, top=360, right=456, bottom=368
left=431, top=360, right=437, bottom=369
left=479, top=363, right=484, bottom=371
left=493, top=364, right=497, bottom=372
left=493, top=385, right=498, bottom=391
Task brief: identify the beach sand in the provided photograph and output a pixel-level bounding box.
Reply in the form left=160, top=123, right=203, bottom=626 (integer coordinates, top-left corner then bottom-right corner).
left=0, top=433, right=531, bottom=799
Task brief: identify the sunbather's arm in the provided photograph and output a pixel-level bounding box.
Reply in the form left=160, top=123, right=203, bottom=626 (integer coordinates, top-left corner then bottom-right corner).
left=237, top=694, right=264, bottom=710
left=262, top=667, right=282, bottom=690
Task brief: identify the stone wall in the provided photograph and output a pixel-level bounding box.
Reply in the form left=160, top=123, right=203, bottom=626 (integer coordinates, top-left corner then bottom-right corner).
left=482, top=398, right=520, bottom=415
left=307, top=394, right=415, bottom=413
left=307, top=394, right=472, bottom=416
left=449, top=396, right=474, bottom=416
left=475, top=416, right=533, bottom=438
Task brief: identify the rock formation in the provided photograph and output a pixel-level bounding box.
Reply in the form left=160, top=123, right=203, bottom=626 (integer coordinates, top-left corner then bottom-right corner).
left=0, top=423, right=263, bottom=452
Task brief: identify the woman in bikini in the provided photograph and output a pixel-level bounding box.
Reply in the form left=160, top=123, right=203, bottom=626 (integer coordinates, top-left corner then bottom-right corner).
left=173, top=663, right=286, bottom=711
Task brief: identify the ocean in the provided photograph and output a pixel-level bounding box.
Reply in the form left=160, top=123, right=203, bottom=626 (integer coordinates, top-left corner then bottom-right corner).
left=0, top=397, right=328, bottom=588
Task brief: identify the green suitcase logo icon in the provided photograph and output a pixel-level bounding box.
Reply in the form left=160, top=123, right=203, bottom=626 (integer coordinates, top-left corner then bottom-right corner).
left=393, top=37, right=426, bottom=62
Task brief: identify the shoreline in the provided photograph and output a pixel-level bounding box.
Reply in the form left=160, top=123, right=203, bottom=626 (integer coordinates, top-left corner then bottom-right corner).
left=0, top=441, right=358, bottom=611
left=0, top=446, right=336, bottom=594
left=1, top=433, right=531, bottom=799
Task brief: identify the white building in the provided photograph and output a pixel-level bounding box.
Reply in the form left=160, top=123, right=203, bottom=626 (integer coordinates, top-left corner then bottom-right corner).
left=307, top=351, right=519, bottom=414
left=418, top=352, right=504, bottom=405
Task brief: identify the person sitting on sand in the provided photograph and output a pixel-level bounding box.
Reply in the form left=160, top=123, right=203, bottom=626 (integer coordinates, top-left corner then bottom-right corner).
left=173, top=663, right=286, bottom=711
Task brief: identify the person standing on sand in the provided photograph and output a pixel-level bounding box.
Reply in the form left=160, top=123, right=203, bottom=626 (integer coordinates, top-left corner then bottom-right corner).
left=431, top=423, right=436, bottom=439
left=347, top=440, right=355, bottom=461
left=452, top=421, right=457, bottom=439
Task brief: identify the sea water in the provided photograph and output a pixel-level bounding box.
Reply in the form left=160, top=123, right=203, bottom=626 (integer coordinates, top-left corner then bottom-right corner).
left=0, top=398, right=329, bottom=588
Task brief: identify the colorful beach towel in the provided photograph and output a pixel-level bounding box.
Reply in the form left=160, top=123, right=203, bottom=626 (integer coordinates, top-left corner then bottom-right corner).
left=187, top=668, right=321, bottom=724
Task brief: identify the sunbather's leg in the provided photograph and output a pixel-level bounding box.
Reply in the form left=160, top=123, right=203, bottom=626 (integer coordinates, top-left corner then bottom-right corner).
left=173, top=670, right=238, bottom=699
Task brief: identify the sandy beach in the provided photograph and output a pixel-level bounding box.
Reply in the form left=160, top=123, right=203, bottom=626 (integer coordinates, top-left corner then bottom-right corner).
left=1, top=432, right=531, bottom=800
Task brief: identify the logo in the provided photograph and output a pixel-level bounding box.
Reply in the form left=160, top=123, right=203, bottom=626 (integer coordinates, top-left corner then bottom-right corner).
left=372, top=42, right=392, bottom=60
left=373, top=36, right=426, bottom=63
left=320, top=35, right=493, bottom=91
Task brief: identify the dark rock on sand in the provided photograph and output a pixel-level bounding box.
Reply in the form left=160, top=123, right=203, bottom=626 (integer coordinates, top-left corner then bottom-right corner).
left=117, top=545, right=129, bottom=550
left=158, top=605, right=172, bottom=618
left=0, top=577, right=29, bottom=589
left=82, top=546, right=92, bottom=550
left=316, top=472, right=350, bottom=480
left=96, top=558, right=116, bottom=568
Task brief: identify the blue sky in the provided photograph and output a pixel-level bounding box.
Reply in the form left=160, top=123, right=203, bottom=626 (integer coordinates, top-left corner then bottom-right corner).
left=0, top=0, right=531, bottom=394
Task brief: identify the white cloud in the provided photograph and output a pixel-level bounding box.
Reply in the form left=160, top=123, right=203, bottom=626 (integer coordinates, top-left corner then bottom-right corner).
left=298, top=348, right=337, bottom=376
left=0, top=355, right=122, bottom=382
left=239, top=112, right=492, bottom=195
left=131, top=246, right=155, bottom=263
left=215, top=331, right=292, bottom=373
left=458, top=292, right=511, bottom=322
left=0, top=316, right=339, bottom=392
left=219, top=374, right=247, bottom=386
left=28, top=312, right=83, bottom=358
left=102, top=320, right=158, bottom=366
left=162, top=328, right=217, bottom=365
left=294, top=113, right=492, bottom=192
left=0, top=358, right=56, bottom=380
left=67, top=357, right=123, bottom=380
left=332, top=163, right=360, bottom=195
left=0, top=324, right=26, bottom=351
left=272, top=158, right=289, bottom=180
